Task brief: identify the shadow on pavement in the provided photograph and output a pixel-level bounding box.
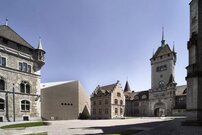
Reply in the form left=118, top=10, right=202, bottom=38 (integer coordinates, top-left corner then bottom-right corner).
left=71, top=120, right=170, bottom=135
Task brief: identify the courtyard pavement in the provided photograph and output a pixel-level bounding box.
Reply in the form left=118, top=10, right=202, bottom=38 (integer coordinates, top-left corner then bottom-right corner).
left=0, top=117, right=201, bottom=135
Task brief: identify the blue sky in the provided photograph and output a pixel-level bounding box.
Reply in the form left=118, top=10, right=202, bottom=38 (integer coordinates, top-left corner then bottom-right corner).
left=0, top=0, right=190, bottom=95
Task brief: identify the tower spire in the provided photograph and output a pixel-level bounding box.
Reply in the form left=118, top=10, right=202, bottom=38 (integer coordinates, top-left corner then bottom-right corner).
left=37, top=37, right=44, bottom=50
left=173, top=41, right=175, bottom=52
left=161, top=27, right=165, bottom=46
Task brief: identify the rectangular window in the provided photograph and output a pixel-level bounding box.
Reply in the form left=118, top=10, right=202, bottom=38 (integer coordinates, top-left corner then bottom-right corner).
left=99, top=100, right=102, bottom=105
left=105, top=99, right=108, bottom=104
left=1, top=57, right=6, bottom=67
left=99, top=109, right=102, bottom=115
left=120, top=108, right=123, bottom=115
left=105, top=108, right=108, bottom=114
left=93, top=101, right=96, bottom=106
left=0, top=57, right=6, bottom=67
left=115, top=108, right=118, bottom=115
left=23, top=63, right=27, bottom=72
left=93, top=109, right=96, bottom=114
left=19, top=62, right=23, bottom=71
left=27, top=65, right=31, bottom=73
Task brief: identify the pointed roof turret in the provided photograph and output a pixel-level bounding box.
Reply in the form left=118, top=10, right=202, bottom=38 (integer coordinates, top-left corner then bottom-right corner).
left=124, top=81, right=131, bottom=92
left=37, top=37, right=44, bottom=50
left=167, top=74, right=176, bottom=85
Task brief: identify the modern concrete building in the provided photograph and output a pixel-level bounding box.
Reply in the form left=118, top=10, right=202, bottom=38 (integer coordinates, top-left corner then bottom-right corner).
left=0, top=24, right=45, bottom=122
left=41, top=80, right=90, bottom=120
left=186, top=0, right=202, bottom=123
left=91, top=80, right=125, bottom=119
left=124, top=32, right=187, bottom=117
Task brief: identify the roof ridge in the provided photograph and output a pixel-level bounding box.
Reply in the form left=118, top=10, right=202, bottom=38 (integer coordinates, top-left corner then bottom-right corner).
left=0, top=25, right=34, bottom=49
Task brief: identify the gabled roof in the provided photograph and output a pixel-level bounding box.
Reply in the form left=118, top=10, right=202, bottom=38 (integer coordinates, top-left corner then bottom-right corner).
left=91, top=81, right=120, bottom=97
left=0, top=25, right=34, bottom=49
left=153, top=44, right=172, bottom=58
left=124, top=81, right=131, bottom=92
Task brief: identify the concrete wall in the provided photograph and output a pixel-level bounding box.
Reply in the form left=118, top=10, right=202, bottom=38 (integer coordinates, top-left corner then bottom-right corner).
left=41, top=81, right=90, bottom=120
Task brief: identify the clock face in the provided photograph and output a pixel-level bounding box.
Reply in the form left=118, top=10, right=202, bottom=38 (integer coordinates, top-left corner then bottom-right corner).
left=190, top=0, right=198, bottom=34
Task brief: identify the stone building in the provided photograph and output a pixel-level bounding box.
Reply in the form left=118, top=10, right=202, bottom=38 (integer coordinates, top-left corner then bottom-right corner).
left=91, top=80, right=125, bottom=119
left=124, top=32, right=187, bottom=117
left=41, top=80, right=90, bottom=120
left=0, top=24, right=45, bottom=122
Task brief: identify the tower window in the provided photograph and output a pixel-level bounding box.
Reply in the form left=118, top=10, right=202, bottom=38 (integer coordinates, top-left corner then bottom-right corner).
left=156, top=65, right=167, bottom=72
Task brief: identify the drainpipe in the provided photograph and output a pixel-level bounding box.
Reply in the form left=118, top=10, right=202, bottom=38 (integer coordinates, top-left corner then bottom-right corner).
left=13, top=84, right=15, bottom=122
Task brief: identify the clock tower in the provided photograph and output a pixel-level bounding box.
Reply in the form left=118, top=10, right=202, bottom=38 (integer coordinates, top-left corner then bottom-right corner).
left=186, top=0, right=202, bottom=122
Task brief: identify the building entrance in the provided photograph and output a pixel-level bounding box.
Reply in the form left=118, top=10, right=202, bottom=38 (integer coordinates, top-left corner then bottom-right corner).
left=154, top=101, right=166, bottom=117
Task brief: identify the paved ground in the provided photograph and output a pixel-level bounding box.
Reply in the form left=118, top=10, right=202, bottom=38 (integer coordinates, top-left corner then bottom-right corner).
left=0, top=117, right=201, bottom=135
left=0, top=117, right=170, bottom=135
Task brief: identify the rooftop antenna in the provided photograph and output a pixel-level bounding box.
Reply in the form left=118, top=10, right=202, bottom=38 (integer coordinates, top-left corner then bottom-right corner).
left=5, top=18, right=8, bottom=26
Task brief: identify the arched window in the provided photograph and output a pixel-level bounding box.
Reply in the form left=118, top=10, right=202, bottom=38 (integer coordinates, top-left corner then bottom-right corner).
left=134, top=96, right=139, bottom=100
left=0, top=98, right=5, bottom=110
left=20, top=81, right=31, bottom=94
left=21, top=100, right=30, bottom=111
left=120, top=100, right=123, bottom=105
left=0, top=77, right=5, bottom=90
left=142, top=95, right=147, bottom=99
left=117, top=92, right=121, bottom=97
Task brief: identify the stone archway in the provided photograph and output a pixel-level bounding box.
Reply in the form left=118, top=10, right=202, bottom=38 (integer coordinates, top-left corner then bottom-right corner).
left=154, top=101, right=166, bottom=117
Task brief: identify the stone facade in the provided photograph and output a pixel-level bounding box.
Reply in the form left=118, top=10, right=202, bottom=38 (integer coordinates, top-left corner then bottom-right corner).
left=41, top=81, right=90, bottom=120
left=124, top=34, right=187, bottom=117
left=91, top=80, right=125, bottom=119
left=0, top=25, right=45, bottom=122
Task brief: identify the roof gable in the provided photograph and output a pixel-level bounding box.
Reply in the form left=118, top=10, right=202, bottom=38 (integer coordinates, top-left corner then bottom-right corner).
left=0, top=25, right=34, bottom=49
left=153, top=45, right=172, bottom=58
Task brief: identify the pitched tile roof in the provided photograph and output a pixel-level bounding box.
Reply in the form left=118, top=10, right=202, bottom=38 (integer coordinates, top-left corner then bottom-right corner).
left=153, top=45, right=172, bottom=58
left=0, top=25, right=34, bottom=49
left=91, top=81, right=120, bottom=97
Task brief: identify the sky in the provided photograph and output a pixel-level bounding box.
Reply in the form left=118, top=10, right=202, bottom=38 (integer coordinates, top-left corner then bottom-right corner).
left=0, top=0, right=190, bottom=96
